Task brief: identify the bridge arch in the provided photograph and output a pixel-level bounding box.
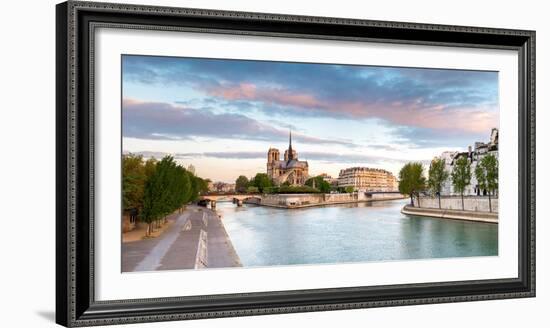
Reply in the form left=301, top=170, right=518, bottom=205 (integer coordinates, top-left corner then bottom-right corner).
left=198, top=194, right=262, bottom=208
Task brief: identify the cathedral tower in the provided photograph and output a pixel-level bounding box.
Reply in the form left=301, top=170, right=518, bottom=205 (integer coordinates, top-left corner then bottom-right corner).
left=284, top=130, right=297, bottom=162
left=267, top=148, right=280, bottom=163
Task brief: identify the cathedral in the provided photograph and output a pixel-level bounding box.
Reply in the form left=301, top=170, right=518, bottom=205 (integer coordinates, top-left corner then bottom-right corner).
left=267, top=132, right=309, bottom=186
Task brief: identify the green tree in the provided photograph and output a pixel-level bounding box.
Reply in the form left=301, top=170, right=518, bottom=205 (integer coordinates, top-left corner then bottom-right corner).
left=475, top=154, right=498, bottom=212
left=276, top=185, right=320, bottom=194
left=235, top=175, right=249, bottom=193
left=428, top=158, right=449, bottom=209
left=141, top=156, right=185, bottom=235
left=133, top=155, right=209, bottom=236
left=398, top=162, right=426, bottom=207
left=174, top=166, right=191, bottom=210
left=252, top=173, right=273, bottom=193
left=195, top=177, right=209, bottom=195
left=189, top=174, right=199, bottom=202
left=143, top=157, right=157, bottom=178
left=122, top=154, right=146, bottom=212
left=141, top=159, right=165, bottom=235
left=305, top=176, right=331, bottom=193
left=451, top=156, right=471, bottom=211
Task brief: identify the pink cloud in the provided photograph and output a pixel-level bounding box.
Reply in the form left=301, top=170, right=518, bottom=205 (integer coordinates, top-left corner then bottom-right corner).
left=207, top=83, right=498, bottom=134
left=208, top=83, right=322, bottom=109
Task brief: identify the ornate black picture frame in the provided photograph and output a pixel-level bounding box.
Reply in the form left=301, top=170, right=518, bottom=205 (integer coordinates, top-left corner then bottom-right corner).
left=56, top=1, right=535, bottom=326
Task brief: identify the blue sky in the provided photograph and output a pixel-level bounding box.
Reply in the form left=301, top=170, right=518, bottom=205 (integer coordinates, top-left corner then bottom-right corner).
left=122, top=55, right=499, bottom=183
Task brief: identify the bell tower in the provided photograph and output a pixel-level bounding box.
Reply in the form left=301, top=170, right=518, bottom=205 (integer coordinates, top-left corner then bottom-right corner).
left=267, top=148, right=280, bottom=180
left=267, top=148, right=279, bottom=163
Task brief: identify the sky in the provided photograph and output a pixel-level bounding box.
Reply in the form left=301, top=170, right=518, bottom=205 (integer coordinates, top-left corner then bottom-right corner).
left=122, top=55, right=499, bottom=183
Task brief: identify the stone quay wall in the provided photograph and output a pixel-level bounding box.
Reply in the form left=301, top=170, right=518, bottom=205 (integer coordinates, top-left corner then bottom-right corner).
left=256, top=192, right=404, bottom=208
left=412, top=196, right=498, bottom=213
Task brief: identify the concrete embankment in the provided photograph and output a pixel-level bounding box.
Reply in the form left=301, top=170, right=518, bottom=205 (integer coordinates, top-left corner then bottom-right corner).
left=413, top=195, right=498, bottom=213
left=253, top=197, right=406, bottom=209
left=123, top=206, right=241, bottom=272
left=245, top=193, right=406, bottom=209
left=401, top=205, right=498, bottom=224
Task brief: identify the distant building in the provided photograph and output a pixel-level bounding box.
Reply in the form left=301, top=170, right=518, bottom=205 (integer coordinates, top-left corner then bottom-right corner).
left=438, top=128, right=499, bottom=196
left=318, top=173, right=338, bottom=186
left=337, top=167, right=398, bottom=192
left=267, top=131, right=309, bottom=185
left=212, top=182, right=235, bottom=193
left=187, top=164, right=196, bottom=175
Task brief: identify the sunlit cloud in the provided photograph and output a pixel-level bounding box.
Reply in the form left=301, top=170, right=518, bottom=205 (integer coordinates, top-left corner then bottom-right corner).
left=122, top=98, right=357, bottom=147
left=124, top=150, right=407, bottom=166
left=123, top=55, right=499, bottom=136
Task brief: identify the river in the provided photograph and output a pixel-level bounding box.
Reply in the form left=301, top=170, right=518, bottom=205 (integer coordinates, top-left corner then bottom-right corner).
left=216, top=199, right=498, bottom=267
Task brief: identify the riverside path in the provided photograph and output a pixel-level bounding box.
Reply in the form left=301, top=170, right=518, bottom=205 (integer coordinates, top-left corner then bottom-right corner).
left=122, top=205, right=241, bottom=272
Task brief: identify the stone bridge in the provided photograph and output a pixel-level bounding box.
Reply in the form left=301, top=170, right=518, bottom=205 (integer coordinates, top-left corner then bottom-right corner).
left=198, top=194, right=262, bottom=208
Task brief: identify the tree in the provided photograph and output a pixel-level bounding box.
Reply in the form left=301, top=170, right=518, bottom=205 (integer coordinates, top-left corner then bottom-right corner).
left=475, top=154, right=498, bottom=212
left=141, top=156, right=192, bottom=235
left=174, top=166, right=191, bottom=210
left=451, top=156, right=471, bottom=211
left=428, top=158, right=449, bottom=209
left=344, top=186, right=355, bottom=193
left=305, top=176, right=331, bottom=193
left=251, top=173, right=272, bottom=193
left=122, top=154, right=146, bottom=211
left=143, top=157, right=157, bottom=178
left=235, top=175, right=249, bottom=193
left=195, top=177, right=209, bottom=195
left=189, top=174, right=199, bottom=202
left=141, top=158, right=166, bottom=235
left=398, top=162, right=426, bottom=207
left=129, top=155, right=209, bottom=236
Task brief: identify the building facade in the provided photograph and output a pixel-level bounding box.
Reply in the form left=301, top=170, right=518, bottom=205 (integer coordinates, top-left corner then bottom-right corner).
left=337, top=167, right=398, bottom=192
left=267, top=132, right=309, bottom=186
left=211, top=182, right=236, bottom=193
left=438, top=128, right=499, bottom=196
left=318, top=173, right=338, bottom=187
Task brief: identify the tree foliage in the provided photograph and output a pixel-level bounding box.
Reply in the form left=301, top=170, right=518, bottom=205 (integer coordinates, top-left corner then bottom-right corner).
left=398, top=162, right=426, bottom=206
left=122, top=154, right=148, bottom=211
left=250, top=173, right=273, bottom=193
left=305, top=176, right=331, bottom=193
left=266, top=185, right=321, bottom=194
left=477, top=154, right=498, bottom=195
left=451, top=156, right=471, bottom=210
left=344, top=186, right=355, bottom=193
left=122, top=155, right=208, bottom=236
left=428, top=158, right=449, bottom=209
left=474, top=154, right=498, bottom=212
left=336, top=186, right=355, bottom=193
left=235, top=175, right=249, bottom=193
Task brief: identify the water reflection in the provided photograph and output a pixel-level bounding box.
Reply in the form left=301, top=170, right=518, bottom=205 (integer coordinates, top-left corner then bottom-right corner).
left=216, top=199, right=498, bottom=267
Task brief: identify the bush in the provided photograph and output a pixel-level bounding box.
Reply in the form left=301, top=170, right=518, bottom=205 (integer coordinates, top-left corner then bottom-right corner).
left=267, top=185, right=321, bottom=194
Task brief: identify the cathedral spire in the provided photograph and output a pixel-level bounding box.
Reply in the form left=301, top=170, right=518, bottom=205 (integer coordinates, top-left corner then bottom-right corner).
left=288, top=129, right=294, bottom=160
left=289, top=130, right=292, bottom=148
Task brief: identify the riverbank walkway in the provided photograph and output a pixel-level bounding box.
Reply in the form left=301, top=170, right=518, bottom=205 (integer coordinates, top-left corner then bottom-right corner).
left=122, top=205, right=241, bottom=272
left=401, top=205, right=498, bottom=224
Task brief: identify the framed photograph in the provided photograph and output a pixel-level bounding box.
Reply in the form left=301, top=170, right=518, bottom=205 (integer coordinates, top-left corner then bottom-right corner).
left=56, top=1, right=535, bottom=326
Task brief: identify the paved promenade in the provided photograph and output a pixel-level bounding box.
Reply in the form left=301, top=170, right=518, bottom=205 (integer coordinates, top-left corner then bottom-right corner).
left=122, top=206, right=241, bottom=272
left=401, top=205, right=498, bottom=223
